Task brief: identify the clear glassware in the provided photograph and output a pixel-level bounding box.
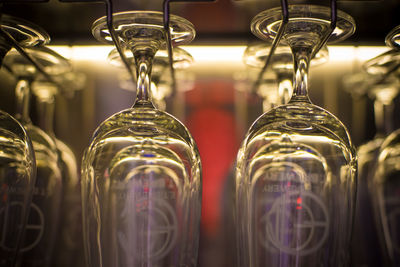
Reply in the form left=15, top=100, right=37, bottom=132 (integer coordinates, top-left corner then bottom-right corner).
left=3, top=46, right=65, bottom=267
left=385, top=25, right=400, bottom=49
left=108, top=46, right=194, bottom=110
left=235, top=5, right=357, bottom=267
left=0, top=14, right=51, bottom=267
left=349, top=50, right=400, bottom=267
left=0, top=14, right=49, bottom=65
left=31, top=76, right=84, bottom=267
left=373, top=127, right=400, bottom=266
left=243, top=43, right=329, bottom=111
left=370, top=30, right=400, bottom=266
left=82, top=11, right=202, bottom=267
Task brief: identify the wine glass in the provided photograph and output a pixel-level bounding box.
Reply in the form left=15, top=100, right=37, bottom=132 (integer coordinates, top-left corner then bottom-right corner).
left=370, top=29, right=400, bottom=267
left=3, top=46, right=66, bottom=267
left=373, top=125, right=400, bottom=267
left=31, top=73, right=85, bottom=267
left=243, top=43, right=329, bottom=111
left=0, top=14, right=51, bottom=267
left=385, top=25, right=400, bottom=49
left=345, top=65, right=399, bottom=267
left=82, top=11, right=202, bottom=267
left=108, top=46, right=194, bottom=111
left=235, top=5, right=357, bottom=267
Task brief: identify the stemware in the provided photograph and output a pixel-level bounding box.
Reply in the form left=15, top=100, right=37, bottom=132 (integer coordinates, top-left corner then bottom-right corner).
left=349, top=49, right=400, bottom=267
left=385, top=25, right=400, bottom=49
left=3, top=46, right=65, bottom=267
left=373, top=123, right=400, bottom=266
left=235, top=5, right=357, bottom=267
left=31, top=75, right=84, bottom=267
left=0, top=14, right=51, bottom=267
left=243, top=43, right=329, bottom=111
left=108, top=46, right=194, bottom=111
left=370, top=30, right=400, bottom=267
left=82, top=11, right=202, bottom=267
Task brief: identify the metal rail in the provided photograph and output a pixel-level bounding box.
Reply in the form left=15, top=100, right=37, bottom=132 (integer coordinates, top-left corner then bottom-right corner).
left=163, top=0, right=216, bottom=97
left=3, top=0, right=215, bottom=97
left=0, top=28, right=66, bottom=89
left=251, top=0, right=288, bottom=93
left=251, top=0, right=338, bottom=94
left=59, top=0, right=136, bottom=83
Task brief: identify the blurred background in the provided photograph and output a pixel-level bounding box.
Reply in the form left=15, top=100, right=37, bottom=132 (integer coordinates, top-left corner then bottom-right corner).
left=1, top=0, right=400, bottom=266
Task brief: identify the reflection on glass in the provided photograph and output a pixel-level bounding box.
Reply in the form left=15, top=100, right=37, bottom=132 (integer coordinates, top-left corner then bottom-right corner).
left=0, top=14, right=51, bottom=267
left=347, top=50, right=400, bottom=266
left=0, top=111, right=36, bottom=267
left=82, top=11, right=202, bottom=267
left=373, top=129, right=400, bottom=266
left=368, top=47, right=400, bottom=266
left=243, top=43, right=329, bottom=111
left=108, top=46, right=194, bottom=111
left=235, top=5, right=357, bottom=267
left=4, top=47, right=65, bottom=267
left=31, top=79, right=84, bottom=267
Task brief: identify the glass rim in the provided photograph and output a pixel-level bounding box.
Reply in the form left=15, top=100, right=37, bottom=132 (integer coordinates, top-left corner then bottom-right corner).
left=5, top=46, right=71, bottom=76
left=385, top=25, right=400, bottom=49
left=91, top=10, right=195, bottom=47
left=251, top=4, right=356, bottom=45
left=1, top=14, right=50, bottom=47
left=107, top=46, right=193, bottom=69
left=243, top=42, right=329, bottom=68
left=363, top=49, right=400, bottom=75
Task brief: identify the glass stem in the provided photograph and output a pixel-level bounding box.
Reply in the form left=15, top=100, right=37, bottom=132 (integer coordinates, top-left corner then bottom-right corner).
left=374, top=98, right=394, bottom=137
left=36, top=94, right=56, bottom=138
left=132, top=50, right=155, bottom=108
left=15, top=79, right=32, bottom=125
left=289, top=47, right=312, bottom=104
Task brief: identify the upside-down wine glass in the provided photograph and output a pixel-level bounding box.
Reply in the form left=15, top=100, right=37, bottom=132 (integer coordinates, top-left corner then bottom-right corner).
left=82, top=11, right=202, bottom=267
left=0, top=14, right=49, bottom=267
left=235, top=5, right=357, bottom=267
left=4, top=46, right=66, bottom=267
left=243, top=43, right=329, bottom=111
left=371, top=27, right=400, bottom=267
left=349, top=49, right=400, bottom=267
left=31, top=75, right=84, bottom=267
left=107, top=46, right=194, bottom=111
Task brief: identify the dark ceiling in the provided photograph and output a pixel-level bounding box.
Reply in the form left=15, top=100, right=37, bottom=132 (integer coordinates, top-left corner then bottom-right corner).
left=1, top=0, right=400, bottom=46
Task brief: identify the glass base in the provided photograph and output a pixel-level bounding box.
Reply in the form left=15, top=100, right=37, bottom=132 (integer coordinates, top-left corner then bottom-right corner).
left=108, top=46, right=193, bottom=71
left=1, top=14, right=50, bottom=47
left=386, top=25, right=400, bottom=49
left=92, top=11, right=195, bottom=48
left=3, top=46, right=71, bottom=77
left=251, top=5, right=355, bottom=47
left=363, top=49, right=400, bottom=76
left=243, top=42, right=329, bottom=70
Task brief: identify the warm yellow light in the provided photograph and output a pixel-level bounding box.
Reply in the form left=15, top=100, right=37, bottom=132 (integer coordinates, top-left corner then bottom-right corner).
left=49, top=45, right=389, bottom=64
left=50, top=45, right=113, bottom=62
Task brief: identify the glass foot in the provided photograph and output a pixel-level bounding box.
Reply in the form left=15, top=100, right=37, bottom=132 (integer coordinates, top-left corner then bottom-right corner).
left=243, top=42, right=329, bottom=70
left=4, top=46, right=71, bottom=77
left=92, top=11, right=195, bottom=48
left=251, top=5, right=355, bottom=48
left=1, top=14, right=50, bottom=47
left=386, top=25, right=400, bottom=49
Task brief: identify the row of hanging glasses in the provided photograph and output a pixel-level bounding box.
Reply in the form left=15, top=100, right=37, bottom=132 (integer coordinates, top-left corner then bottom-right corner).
left=345, top=25, right=400, bottom=267
left=0, top=14, right=86, bottom=267
left=2, top=0, right=400, bottom=266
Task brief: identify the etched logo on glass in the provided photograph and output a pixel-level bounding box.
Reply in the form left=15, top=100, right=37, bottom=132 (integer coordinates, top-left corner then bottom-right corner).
left=259, top=191, right=329, bottom=256
left=0, top=202, right=44, bottom=252
left=118, top=197, right=178, bottom=261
